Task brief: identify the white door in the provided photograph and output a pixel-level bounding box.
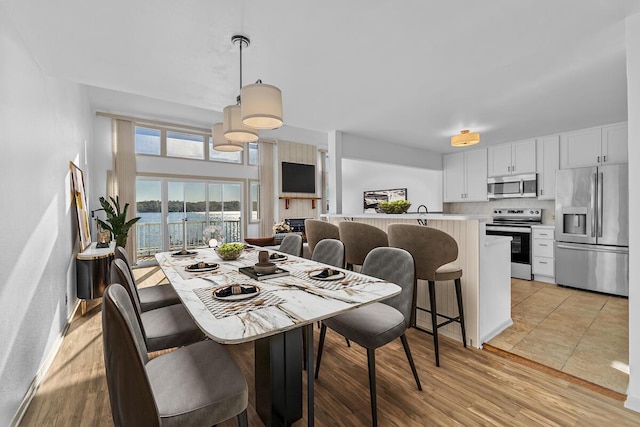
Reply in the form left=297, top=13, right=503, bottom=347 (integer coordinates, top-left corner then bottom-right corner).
left=560, top=127, right=601, bottom=169
left=487, top=143, right=512, bottom=177
left=601, top=123, right=628, bottom=165
left=443, top=152, right=465, bottom=202
left=537, top=136, right=559, bottom=200
left=511, top=139, right=537, bottom=174
left=465, top=148, right=488, bottom=201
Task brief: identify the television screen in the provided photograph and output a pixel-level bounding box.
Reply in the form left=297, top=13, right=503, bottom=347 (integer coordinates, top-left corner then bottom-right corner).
left=282, top=162, right=316, bottom=193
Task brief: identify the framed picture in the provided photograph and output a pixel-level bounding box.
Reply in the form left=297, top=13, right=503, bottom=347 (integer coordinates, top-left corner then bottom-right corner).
left=70, top=161, right=92, bottom=251
left=363, top=188, right=407, bottom=213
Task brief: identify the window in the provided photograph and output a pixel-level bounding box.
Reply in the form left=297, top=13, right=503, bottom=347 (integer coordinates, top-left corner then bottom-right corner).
left=136, top=179, right=163, bottom=256
left=249, top=180, right=260, bottom=222
left=167, top=131, right=204, bottom=159
left=248, top=142, right=259, bottom=165
left=209, top=137, right=242, bottom=163
left=135, top=127, right=161, bottom=155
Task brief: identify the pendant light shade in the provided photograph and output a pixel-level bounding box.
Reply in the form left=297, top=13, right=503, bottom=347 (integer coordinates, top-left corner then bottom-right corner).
left=212, top=123, right=243, bottom=152
left=451, top=129, right=480, bottom=147
left=241, top=82, right=283, bottom=129
left=223, top=104, right=259, bottom=143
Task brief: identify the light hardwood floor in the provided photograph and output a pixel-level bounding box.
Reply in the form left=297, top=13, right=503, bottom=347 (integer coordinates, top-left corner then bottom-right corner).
left=488, top=279, right=629, bottom=395
left=19, top=267, right=640, bottom=426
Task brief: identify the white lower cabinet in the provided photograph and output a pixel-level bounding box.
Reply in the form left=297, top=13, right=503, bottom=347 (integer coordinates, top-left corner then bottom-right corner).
left=532, top=226, right=555, bottom=283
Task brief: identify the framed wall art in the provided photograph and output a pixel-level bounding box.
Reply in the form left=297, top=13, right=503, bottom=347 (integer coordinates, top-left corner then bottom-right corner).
left=363, top=188, right=407, bottom=213
left=70, top=161, right=92, bottom=251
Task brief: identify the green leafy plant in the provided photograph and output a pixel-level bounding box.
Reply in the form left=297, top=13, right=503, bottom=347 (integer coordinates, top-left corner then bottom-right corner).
left=378, top=200, right=411, bottom=214
left=96, top=196, right=141, bottom=248
left=214, top=242, right=245, bottom=260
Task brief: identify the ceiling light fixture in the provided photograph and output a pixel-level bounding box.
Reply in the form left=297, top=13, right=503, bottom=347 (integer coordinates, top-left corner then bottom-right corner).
left=217, top=34, right=283, bottom=149
left=222, top=35, right=259, bottom=144
left=451, top=129, right=480, bottom=147
left=212, top=123, right=243, bottom=152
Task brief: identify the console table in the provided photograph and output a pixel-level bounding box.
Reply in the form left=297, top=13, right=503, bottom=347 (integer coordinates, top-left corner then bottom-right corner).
left=76, top=242, right=116, bottom=314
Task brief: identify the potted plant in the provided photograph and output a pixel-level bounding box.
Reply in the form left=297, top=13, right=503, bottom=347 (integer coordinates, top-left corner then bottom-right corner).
left=96, top=196, right=141, bottom=248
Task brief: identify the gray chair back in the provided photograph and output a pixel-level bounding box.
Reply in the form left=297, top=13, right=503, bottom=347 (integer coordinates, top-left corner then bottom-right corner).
left=361, top=247, right=415, bottom=327
left=387, top=224, right=458, bottom=281
left=339, top=221, right=388, bottom=266
left=110, top=258, right=146, bottom=337
left=311, top=239, right=345, bottom=269
left=114, top=246, right=135, bottom=284
left=305, top=219, right=340, bottom=254
left=279, top=233, right=303, bottom=256
left=102, top=284, right=160, bottom=426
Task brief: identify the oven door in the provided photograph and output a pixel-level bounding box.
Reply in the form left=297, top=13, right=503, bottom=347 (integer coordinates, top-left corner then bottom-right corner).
left=486, top=226, right=532, bottom=280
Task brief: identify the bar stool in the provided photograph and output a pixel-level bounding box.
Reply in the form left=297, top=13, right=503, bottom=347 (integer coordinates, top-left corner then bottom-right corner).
left=304, top=219, right=340, bottom=256
left=338, top=221, right=388, bottom=270
left=387, top=224, right=467, bottom=367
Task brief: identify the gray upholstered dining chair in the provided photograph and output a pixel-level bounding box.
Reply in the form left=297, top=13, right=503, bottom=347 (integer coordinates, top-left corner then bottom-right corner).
left=110, top=259, right=205, bottom=352
left=310, top=238, right=345, bottom=269
left=338, top=221, right=388, bottom=270
left=314, top=247, right=422, bottom=426
left=305, top=219, right=340, bottom=255
left=387, top=224, right=467, bottom=367
left=278, top=233, right=303, bottom=257
left=102, top=283, right=248, bottom=427
left=113, top=246, right=180, bottom=312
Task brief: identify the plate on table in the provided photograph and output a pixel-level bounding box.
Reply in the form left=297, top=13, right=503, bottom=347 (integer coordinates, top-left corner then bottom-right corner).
left=268, top=253, right=288, bottom=263
left=308, top=268, right=346, bottom=281
left=185, top=262, right=220, bottom=273
left=213, top=284, right=261, bottom=301
left=172, top=250, right=197, bottom=258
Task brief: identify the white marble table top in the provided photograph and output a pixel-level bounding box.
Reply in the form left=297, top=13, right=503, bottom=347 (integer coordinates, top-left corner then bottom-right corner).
left=156, top=248, right=401, bottom=344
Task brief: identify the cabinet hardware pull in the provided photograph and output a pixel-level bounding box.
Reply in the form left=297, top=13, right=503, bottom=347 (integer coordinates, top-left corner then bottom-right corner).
left=597, top=155, right=600, bottom=163
left=604, top=155, right=607, bottom=162
left=512, top=165, right=515, bottom=172
left=539, top=261, right=548, bottom=264
left=508, top=166, right=511, bottom=172
left=539, top=243, right=548, bottom=246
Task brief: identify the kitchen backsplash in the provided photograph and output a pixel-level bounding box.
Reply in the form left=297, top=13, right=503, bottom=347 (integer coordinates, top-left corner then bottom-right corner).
left=444, top=199, right=556, bottom=224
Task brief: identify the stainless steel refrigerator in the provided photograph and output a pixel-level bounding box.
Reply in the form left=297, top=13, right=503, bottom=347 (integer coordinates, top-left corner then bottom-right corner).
left=555, top=164, right=629, bottom=296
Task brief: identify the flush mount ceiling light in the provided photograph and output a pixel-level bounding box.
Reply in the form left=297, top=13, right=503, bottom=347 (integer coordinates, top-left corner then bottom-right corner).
left=451, top=129, right=480, bottom=147
left=221, top=34, right=283, bottom=144
left=212, top=123, right=243, bottom=152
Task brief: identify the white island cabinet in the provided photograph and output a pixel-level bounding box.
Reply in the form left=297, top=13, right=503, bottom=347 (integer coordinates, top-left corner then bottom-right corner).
left=321, top=213, right=513, bottom=348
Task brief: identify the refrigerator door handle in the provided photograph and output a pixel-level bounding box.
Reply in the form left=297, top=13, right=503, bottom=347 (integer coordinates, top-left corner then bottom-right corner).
left=597, top=172, right=603, bottom=238
left=590, top=173, right=597, bottom=238
left=556, top=243, right=629, bottom=255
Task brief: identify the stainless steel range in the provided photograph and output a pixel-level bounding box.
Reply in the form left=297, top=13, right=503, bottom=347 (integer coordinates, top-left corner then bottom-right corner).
left=486, top=208, right=542, bottom=280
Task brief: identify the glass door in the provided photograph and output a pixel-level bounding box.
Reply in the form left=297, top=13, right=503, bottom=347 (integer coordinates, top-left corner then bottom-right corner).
left=167, top=181, right=206, bottom=251
left=136, top=179, right=163, bottom=259
left=208, top=182, right=243, bottom=244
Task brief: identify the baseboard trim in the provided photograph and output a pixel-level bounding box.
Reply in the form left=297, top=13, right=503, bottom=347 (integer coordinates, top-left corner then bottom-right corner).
left=483, top=343, right=627, bottom=401
left=9, top=300, right=81, bottom=427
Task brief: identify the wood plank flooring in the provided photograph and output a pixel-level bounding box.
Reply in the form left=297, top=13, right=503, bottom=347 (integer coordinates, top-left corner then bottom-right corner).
left=19, top=266, right=640, bottom=426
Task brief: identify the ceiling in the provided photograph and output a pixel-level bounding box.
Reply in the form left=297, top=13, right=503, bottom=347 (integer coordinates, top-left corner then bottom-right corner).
left=5, top=0, right=640, bottom=153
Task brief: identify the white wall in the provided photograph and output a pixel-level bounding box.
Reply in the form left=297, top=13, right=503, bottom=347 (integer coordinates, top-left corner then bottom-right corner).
left=341, top=158, right=443, bottom=214
left=625, top=12, right=640, bottom=413
left=0, top=4, right=93, bottom=424
left=342, top=132, right=443, bottom=170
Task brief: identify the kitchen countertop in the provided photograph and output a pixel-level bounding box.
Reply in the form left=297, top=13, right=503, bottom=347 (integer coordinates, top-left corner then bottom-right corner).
left=321, top=213, right=490, bottom=221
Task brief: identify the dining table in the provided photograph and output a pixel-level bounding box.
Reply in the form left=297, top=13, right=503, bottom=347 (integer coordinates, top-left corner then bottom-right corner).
left=156, top=246, right=401, bottom=427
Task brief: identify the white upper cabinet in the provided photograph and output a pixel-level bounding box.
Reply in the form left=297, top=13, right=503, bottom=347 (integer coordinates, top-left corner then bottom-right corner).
left=560, top=123, right=627, bottom=169
left=601, top=123, right=628, bottom=165
left=487, top=139, right=536, bottom=177
left=536, top=135, right=559, bottom=200
left=443, top=148, right=488, bottom=202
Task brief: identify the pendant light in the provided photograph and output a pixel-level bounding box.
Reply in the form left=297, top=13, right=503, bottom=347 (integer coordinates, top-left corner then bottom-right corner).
left=451, top=129, right=480, bottom=147
left=241, top=80, right=283, bottom=129
left=222, top=35, right=259, bottom=143
left=212, top=123, right=243, bottom=152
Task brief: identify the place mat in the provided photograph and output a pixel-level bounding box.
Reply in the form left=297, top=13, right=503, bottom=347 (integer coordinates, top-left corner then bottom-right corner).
left=193, top=286, right=286, bottom=319
left=289, top=269, right=383, bottom=291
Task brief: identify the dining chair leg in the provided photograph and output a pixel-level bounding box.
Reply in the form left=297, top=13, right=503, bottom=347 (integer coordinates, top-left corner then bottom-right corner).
left=345, top=337, right=351, bottom=347
left=366, top=348, right=378, bottom=427
left=314, top=324, right=327, bottom=379
left=400, top=334, right=422, bottom=390
left=454, top=278, right=467, bottom=348
left=306, top=324, right=314, bottom=427
left=303, top=327, right=308, bottom=371
left=237, top=409, right=248, bottom=427
left=428, top=280, right=440, bottom=367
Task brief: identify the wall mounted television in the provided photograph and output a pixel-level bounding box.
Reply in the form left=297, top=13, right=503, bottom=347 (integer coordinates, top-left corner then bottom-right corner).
left=281, top=162, right=316, bottom=193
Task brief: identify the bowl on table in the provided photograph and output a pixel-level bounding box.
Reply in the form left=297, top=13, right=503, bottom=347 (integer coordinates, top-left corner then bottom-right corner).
left=214, top=243, right=245, bottom=261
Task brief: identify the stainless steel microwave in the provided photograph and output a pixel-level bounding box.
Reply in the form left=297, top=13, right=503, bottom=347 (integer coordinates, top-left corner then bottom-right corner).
left=487, top=173, right=537, bottom=199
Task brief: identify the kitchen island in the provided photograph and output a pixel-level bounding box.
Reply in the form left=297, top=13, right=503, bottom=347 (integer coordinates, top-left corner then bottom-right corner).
left=322, top=213, right=512, bottom=348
